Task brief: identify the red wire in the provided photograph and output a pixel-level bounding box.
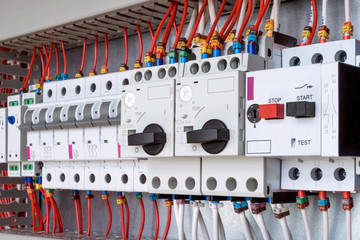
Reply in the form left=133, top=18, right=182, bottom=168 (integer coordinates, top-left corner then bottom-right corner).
left=137, top=199, right=145, bottom=240
left=87, top=198, right=91, bottom=236
left=219, top=0, right=238, bottom=37
left=173, top=0, right=188, bottom=48
left=55, top=44, right=59, bottom=75
left=75, top=199, right=81, bottom=234
left=148, top=22, right=155, bottom=40
left=125, top=200, right=130, bottom=239
left=298, top=190, right=306, bottom=198
left=27, top=188, right=36, bottom=232
left=136, top=25, right=143, bottom=62
left=308, top=0, right=317, bottom=45
left=173, top=20, right=178, bottom=35
left=186, top=0, right=209, bottom=47
left=223, top=0, right=243, bottom=41
left=164, top=3, right=178, bottom=45
left=49, top=197, right=57, bottom=234
left=161, top=205, right=172, bottom=240
left=61, top=41, right=67, bottom=74
left=37, top=48, right=45, bottom=75
left=93, top=35, right=98, bottom=71
left=39, top=188, right=50, bottom=234
left=254, top=0, right=271, bottom=30
left=23, top=47, right=36, bottom=89
left=105, top=199, right=112, bottom=237
left=123, top=27, right=128, bottom=65
left=51, top=196, right=63, bottom=233
left=237, top=0, right=253, bottom=39
left=80, top=37, right=87, bottom=72
left=149, top=2, right=175, bottom=52
left=206, top=0, right=226, bottom=42
left=153, top=200, right=159, bottom=240
left=42, top=45, right=51, bottom=77
left=147, top=22, right=156, bottom=53
left=104, top=33, right=108, bottom=67
left=343, top=191, right=351, bottom=199
left=162, top=2, right=178, bottom=45
left=120, top=199, right=126, bottom=239
left=39, top=43, right=53, bottom=85
left=32, top=191, right=43, bottom=231
left=78, top=198, right=83, bottom=233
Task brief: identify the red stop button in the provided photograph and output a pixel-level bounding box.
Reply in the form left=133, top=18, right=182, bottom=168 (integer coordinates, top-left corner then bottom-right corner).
left=259, top=104, right=284, bottom=119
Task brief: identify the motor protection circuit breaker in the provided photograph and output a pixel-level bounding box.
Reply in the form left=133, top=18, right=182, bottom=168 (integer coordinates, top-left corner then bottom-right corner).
left=245, top=62, right=360, bottom=192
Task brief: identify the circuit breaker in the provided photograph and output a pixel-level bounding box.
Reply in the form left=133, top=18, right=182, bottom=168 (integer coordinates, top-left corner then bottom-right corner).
left=120, top=79, right=175, bottom=158
left=175, top=71, right=245, bottom=156
left=245, top=62, right=360, bottom=157
left=0, top=108, right=7, bottom=163
left=7, top=95, right=27, bottom=162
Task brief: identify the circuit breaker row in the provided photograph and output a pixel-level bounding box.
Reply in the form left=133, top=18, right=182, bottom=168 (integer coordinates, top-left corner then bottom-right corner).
left=3, top=39, right=360, bottom=197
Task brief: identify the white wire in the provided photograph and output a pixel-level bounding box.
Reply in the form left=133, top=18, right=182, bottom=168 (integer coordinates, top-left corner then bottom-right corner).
left=240, top=212, right=253, bottom=240
left=309, top=0, right=313, bottom=26
left=345, top=0, right=351, bottom=22
left=322, top=0, right=328, bottom=25
left=276, top=204, right=293, bottom=240
left=192, top=205, right=200, bottom=240
left=259, top=0, right=271, bottom=27
left=218, top=212, right=226, bottom=240
left=199, top=211, right=211, bottom=240
left=246, top=216, right=258, bottom=240
left=236, top=0, right=248, bottom=36
left=208, top=0, right=218, bottom=31
left=346, top=210, right=352, bottom=240
left=212, top=207, right=219, bottom=240
left=178, top=204, right=185, bottom=240
left=279, top=218, right=292, bottom=240
left=184, top=6, right=198, bottom=40
left=174, top=200, right=179, bottom=226
left=301, top=209, right=312, bottom=240
left=301, top=0, right=313, bottom=44
left=322, top=211, right=329, bottom=240
left=274, top=0, right=280, bottom=31
left=257, top=213, right=272, bottom=240
left=199, top=0, right=206, bottom=35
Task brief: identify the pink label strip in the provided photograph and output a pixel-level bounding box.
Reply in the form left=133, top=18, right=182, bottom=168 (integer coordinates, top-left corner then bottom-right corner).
left=68, top=145, right=73, bottom=159
left=247, top=77, right=254, bottom=100
left=118, top=143, right=121, bottom=158
left=26, top=147, right=30, bottom=160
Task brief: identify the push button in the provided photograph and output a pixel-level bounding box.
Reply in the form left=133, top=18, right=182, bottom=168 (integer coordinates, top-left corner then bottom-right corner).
left=286, top=101, right=315, bottom=118
left=259, top=104, right=284, bottom=119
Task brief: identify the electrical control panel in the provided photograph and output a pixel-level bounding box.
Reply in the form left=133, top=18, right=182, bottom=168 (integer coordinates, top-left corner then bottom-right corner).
left=245, top=62, right=360, bottom=157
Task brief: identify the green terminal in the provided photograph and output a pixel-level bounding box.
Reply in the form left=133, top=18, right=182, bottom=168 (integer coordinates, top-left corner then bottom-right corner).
left=9, top=101, right=19, bottom=106
left=136, top=193, right=143, bottom=199
left=24, top=98, right=34, bottom=105
left=296, top=196, right=309, bottom=204
left=169, top=51, right=177, bottom=59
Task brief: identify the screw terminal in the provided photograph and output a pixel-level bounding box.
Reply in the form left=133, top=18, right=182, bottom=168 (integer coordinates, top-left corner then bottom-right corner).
left=250, top=202, right=266, bottom=214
